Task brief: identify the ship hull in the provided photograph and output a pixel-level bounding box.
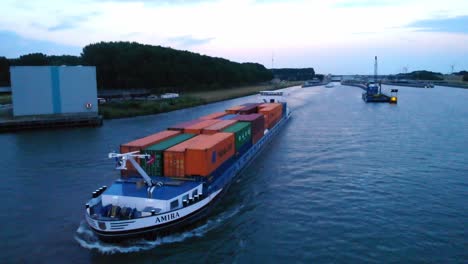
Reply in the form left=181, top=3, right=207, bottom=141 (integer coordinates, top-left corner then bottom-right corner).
left=87, top=111, right=291, bottom=241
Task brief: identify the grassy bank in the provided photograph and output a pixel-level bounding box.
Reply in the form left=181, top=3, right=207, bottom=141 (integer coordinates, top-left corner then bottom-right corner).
left=187, top=81, right=301, bottom=102
left=99, top=96, right=206, bottom=119
left=99, top=81, right=301, bottom=119
left=0, top=94, right=11, bottom=104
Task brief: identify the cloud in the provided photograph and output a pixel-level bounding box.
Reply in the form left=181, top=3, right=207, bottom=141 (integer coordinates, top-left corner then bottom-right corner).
left=334, top=0, right=397, bottom=8
left=0, top=30, right=81, bottom=58
left=48, top=12, right=100, bottom=32
left=408, top=15, right=468, bottom=34
left=0, top=0, right=467, bottom=73
left=168, top=35, right=214, bottom=47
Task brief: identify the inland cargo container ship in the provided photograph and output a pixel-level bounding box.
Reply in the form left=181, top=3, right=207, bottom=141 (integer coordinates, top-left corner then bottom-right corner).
left=84, top=91, right=291, bottom=241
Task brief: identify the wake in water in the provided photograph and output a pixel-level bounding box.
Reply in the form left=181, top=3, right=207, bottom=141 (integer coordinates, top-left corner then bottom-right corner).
left=74, top=204, right=243, bottom=254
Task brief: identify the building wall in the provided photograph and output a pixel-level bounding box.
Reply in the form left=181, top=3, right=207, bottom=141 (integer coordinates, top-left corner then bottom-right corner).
left=11, top=67, right=54, bottom=116
left=10, top=66, right=98, bottom=117
left=59, top=67, right=97, bottom=114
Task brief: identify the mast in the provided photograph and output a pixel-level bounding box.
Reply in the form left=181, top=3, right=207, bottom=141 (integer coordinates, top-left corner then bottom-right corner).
left=374, top=56, right=381, bottom=93
left=374, top=56, right=378, bottom=83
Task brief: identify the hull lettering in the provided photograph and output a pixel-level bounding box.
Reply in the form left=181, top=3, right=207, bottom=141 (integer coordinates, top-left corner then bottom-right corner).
left=155, top=212, right=180, bottom=224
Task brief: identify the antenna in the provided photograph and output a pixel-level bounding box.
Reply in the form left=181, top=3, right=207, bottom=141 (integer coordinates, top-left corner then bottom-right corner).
left=271, top=52, right=274, bottom=69
left=374, top=56, right=378, bottom=82
left=450, top=64, right=455, bottom=74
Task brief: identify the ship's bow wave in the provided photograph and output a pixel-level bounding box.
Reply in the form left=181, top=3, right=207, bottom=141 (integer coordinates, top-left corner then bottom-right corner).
left=75, top=204, right=243, bottom=254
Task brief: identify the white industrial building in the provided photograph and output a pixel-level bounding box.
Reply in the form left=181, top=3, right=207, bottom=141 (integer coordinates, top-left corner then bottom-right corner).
left=10, top=66, right=98, bottom=117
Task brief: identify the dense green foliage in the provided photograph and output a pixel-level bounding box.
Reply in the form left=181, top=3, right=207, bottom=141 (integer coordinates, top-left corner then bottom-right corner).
left=0, top=56, right=9, bottom=86
left=81, top=42, right=272, bottom=90
left=0, top=41, right=273, bottom=91
left=455, top=70, right=467, bottom=76
left=463, top=74, right=468, bottom=82
left=396, top=70, right=443, bottom=81
left=8, top=53, right=82, bottom=66
left=0, top=94, right=11, bottom=104
left=271, top=68, right=316, bottom=81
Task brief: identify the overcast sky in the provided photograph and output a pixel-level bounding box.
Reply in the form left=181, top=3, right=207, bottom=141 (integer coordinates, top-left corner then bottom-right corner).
left=1, top=0, right=467, bottom=74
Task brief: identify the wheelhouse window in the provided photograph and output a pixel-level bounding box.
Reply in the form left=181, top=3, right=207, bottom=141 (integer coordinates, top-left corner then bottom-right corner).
left=192, top=189, right=198, bottom=197
left=170, top=199, right=179, bottom=210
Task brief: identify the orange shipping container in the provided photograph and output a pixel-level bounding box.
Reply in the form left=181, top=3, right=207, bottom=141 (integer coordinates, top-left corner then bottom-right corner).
left=163, top=135, right=208, bottom=177
left=199, top=112, right=228, bottom=120
left=185, top=132, right=235, bottom=176
left=184, top=119, right=222, bottom=134
left=202, top=120, right=237, bottom=135
left=259, top=103, right=282, bottom=109
left=225, top=105, right=244, bottom=114
left=120, top=130, right=181, bottom=176
left=259, top=106, right=282, bottom=129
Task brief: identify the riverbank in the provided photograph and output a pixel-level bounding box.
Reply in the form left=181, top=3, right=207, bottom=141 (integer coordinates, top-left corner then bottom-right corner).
left=99, top=81, right=301, bottom=119
left=0, top=94, right=11, bottom=104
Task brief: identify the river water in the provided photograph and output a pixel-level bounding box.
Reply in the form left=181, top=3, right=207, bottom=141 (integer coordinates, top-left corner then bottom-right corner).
left=1, top=84, right=467, bottom=263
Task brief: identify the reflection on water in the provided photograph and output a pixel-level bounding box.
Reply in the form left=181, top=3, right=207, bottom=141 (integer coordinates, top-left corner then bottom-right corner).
left=1, top=85, right=467, bottom=263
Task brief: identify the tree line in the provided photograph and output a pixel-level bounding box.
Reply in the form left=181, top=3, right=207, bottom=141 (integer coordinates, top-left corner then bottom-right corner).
left=392, top=70, right=444, bottom=81
left=271, top=68, right=316, bottom=81
left=0, top=41, right=273, bottom=91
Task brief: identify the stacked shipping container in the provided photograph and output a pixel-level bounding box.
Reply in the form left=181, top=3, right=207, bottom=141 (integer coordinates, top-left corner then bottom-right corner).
left=219, top=114, right=237, bottom=120
left=164, top=133, right=235, bottom=177
left=222, top=122, right=252, bottom=152
left=259, top=103, right=283, bottom=129
left=120, top=130, right=181, bottom=176
left=199, top=112, right=228, bottom=120
left=232, top=114, right=265, bottom=144
left=225, top=105, right=244, bottom=114
left=184, top=119, right=221, bottom=134
left=118, top=101, right=286, bottom=179
left=202, top=120, right=237, bottom=135
left=168, top=119, right=204, bottom=131
left=140, top=133, right=196, bottom=176
left=185, top=133, right=235, bottom=176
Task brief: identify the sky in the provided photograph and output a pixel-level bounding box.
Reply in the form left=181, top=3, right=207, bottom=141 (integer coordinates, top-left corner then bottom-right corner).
left=0, top=0, right=467, bottom=74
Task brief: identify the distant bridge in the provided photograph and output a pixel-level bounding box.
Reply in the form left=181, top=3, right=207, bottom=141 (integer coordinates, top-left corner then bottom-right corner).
left=330, top=76, right=342, bottom=81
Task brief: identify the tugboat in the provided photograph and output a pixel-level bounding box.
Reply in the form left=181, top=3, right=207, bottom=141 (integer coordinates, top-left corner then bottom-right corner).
left=84, top=91, right=291, bottom=241
left=362, top=56, right=398, bottom=104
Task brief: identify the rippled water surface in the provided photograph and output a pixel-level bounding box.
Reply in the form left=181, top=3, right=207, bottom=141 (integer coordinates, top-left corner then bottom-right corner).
left=1, top=85, right=467, bottom=263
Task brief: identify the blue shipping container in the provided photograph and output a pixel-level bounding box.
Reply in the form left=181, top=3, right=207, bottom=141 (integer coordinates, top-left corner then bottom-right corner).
left=220, top=114, right=238, bottom=120
left=281, top=102, right=287, bottom=117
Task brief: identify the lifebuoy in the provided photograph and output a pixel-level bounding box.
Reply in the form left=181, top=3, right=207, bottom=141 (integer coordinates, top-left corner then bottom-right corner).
left=85, top=103, right=92, bottom=109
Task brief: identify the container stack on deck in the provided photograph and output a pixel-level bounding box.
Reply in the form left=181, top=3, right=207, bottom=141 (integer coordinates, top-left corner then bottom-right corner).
left=119, top=130, right=181, bottom=176
left=119, top=102, right=286, bottom=179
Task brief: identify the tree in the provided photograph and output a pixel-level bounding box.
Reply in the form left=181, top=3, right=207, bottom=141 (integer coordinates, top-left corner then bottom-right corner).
left=0, top=56, right=10, bottom=86
left=463, top=74, right=468, bottom=82
left=81, top=41, right=273, bottom=90
left=271, top=68, right=315, bottom=81
left=13, top=53, right=49, bottom=66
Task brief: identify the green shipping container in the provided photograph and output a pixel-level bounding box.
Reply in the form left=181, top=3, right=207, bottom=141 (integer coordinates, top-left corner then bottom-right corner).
left=141, top=133, right=196, bottom=176
left=222, top=122, right=252, bottom=150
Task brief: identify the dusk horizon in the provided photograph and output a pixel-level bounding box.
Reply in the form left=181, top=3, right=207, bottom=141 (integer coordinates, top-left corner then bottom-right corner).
left=1, top=0, right=468, bottom=75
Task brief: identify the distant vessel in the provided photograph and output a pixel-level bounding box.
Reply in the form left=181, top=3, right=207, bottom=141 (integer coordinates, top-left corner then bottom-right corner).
left=85, top=91, right=291, bottom=241
left=302, top=79, right=322, bottom=88
left=362, top=57, right=398, bottom=104
left=424, top=83, right=434, bottom=88
left=325, top=83, right=334, bottom=88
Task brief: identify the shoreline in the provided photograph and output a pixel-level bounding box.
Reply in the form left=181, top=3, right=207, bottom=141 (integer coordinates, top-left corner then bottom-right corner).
left=99, top=81, right=301, bottom=119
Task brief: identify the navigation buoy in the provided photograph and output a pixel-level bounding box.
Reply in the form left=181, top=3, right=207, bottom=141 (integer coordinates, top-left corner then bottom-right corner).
left=85, top=102, right=92, bottom=109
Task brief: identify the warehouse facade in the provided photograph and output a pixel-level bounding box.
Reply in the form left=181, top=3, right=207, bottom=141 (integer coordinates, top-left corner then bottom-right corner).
left=10, top=66, right=98, bottom=117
